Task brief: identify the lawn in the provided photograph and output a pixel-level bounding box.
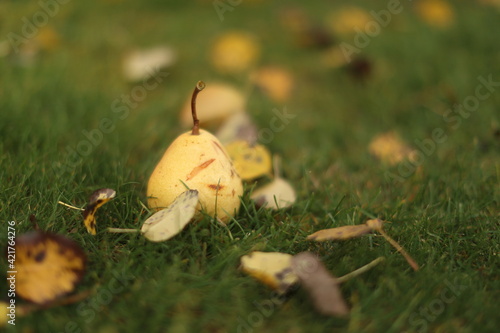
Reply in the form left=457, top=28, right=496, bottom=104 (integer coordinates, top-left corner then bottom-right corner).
left=1, top=0, right=499, bottom=332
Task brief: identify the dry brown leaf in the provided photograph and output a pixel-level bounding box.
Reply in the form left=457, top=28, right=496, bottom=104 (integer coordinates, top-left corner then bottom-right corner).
left=291, top=252, right=349, bottom=316
left=306, top=224, right=373, bottom=241
left=82, top=188, right=116, bottom=235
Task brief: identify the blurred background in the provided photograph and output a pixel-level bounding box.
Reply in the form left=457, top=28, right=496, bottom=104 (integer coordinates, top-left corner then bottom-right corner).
left=1, top=0, right=499, bottom=183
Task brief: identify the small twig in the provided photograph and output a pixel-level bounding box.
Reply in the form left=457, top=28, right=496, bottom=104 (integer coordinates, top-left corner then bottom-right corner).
left=58, top=201, right=84, bottom=211
left=337, top=257, right=385, bottom=283
left=107, top=228, right=140, bottom=233
left=377, top=228, right=420, bottom=271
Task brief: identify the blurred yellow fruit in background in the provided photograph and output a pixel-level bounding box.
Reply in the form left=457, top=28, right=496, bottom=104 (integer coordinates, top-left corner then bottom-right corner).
left=210, top=31, right=260, bottom=73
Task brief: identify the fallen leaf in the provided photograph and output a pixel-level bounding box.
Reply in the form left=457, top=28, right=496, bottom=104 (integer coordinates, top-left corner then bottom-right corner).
left=123, top=46, right=176, bottom=82
left=179, top=82, right=246, bottom=129
left=368, top=131, right=416, bottom=166
left=215, top=112, right=258, bottom=145
left=226, top=140, right=272, bottom=181
left=251, top=66, right=295, bottom=103
left=306, top=224, right=373, bottom=241
left=82, top=188, right=116, bottom=235
left=415, top=0, right=455, bottom=28
left=141, top=190, right=199, bottom=242
left=240, top=251, right=299, bottom=294
left=13, top=231, right=87, bottom=304
left=210, top=31, right=260, bottom=73
left=291, top=252, right=349, bottom=316
left=251, top=178, right=296, bottom=209
left=327, top=7, right=372, bottom=36
left=251, top=156, right=296, bottom=209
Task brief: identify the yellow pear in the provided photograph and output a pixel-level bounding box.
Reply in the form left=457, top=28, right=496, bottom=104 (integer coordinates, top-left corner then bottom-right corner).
left=147, top=81, right=243, bottom=222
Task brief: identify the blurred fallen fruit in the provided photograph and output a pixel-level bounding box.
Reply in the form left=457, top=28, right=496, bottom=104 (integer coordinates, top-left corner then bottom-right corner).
left=291, top=252, right=349, bottom=316
left=251, top=66, right=295, bottom=103
left=240, top=251, right=299, bottom=294
left=148, top=82, right=243, bottom=223
left=210, top=31, right=260, bottom=73
left=179, top=82, right=246, bottom=129
left=327, top=7, right=372, bottom=36
left=368, top=131, right=416, bottom=166
left=13, top=231, right=87, bottom=304
left=82, top=188, right=116, bottom=235
left=215, top=112, right=258, bottom=145
left=141, top=190, right=199, bottom=242
left=415, top=0, right=455, bottom=28
left=123, top=46, right=176, bottom=82
left=226, top=140, right=272, bottom=181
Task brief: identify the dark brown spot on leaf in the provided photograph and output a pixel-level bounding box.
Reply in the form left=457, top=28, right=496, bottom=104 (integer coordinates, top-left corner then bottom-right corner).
left=34, top=250, right=46, bottom=263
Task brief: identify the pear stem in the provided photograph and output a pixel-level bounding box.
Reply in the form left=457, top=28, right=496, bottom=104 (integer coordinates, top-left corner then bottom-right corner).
left=191, top=81, right=206, bottom=135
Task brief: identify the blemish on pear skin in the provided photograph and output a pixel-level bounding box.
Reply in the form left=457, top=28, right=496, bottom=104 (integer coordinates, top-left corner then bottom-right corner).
left=212, top=140, right=230, bottom=159
left=186, top=159, right=215, bottom=180
left=232, top=189, right=235, bottom=197
left=208, top=184, right=225, bottom=191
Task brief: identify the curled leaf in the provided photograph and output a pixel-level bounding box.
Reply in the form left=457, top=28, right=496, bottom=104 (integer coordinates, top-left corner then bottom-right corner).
left=240, top=251, right=299, bottom=294
left=291, top=252, right=349, bottom=316
left=82, top=188, right=116, bottom=235
left=141, top=190, right=199, bottom=242
left=13, top=231, right=87, bottom=304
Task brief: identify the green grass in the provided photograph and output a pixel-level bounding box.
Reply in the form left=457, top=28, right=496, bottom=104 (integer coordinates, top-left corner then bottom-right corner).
left=1, top=0, right=499, bottom=332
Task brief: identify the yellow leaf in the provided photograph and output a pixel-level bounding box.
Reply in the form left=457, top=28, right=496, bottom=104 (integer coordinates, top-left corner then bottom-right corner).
left=307, top=224, right=373, bottom=241
left=251, top=66, right=295, bottom=103
left=210, top=31, right=260, bottom=73
left=82, top=188, right=116, bottom=235
left=141, top=190, right=199, bottom=242
left=327, top=7, right=372, bottom=36
left=291, top=252, right=349, bottom=316
left=368, top=131, right=416, bottom=166
left=226, top=140, right=272, bottom=181
left=14, top=232, right=86, bottom=304
left=240, top=251, right=299, bottom=294
left=415, top=0, right=455, bottom=28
